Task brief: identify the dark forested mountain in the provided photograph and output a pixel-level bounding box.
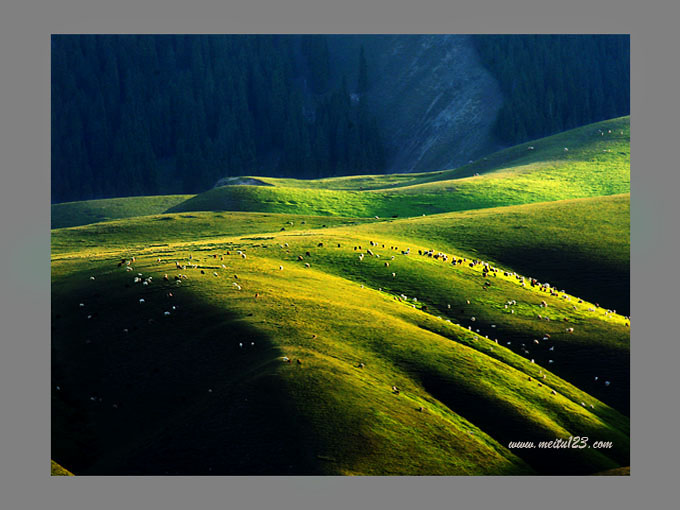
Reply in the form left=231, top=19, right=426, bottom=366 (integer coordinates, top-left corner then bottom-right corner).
left=51, top=35, right=629, bottom=204
left=472, top=35, right=630, bottom=144
left=51, top=35, right=385, bottom=202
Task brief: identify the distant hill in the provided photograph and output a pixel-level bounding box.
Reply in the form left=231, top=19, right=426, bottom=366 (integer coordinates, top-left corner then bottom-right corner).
left=51, top=195, right=193, bottom=229
left=169, top=117, right=629, bottom=218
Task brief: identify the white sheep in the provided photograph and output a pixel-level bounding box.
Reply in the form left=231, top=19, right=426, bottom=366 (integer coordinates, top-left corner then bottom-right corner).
left=139, top=298, right=145, bottom=304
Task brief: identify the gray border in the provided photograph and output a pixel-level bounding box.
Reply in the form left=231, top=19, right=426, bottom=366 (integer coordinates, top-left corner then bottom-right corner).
left=1, top=0, right=678, bottom=509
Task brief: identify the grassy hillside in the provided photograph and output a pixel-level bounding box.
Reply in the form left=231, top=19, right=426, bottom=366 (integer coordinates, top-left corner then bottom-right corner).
left=349, top=194, right=630, bottom=315
left=51, top=195, right=194, bottom=229
left=52, top=211, right=629, bottom=475
left=51, top=118, right=630, bottom=475
left=168, top=116, right=628, bottom=218
left=51, top=460, right=74, bottom=476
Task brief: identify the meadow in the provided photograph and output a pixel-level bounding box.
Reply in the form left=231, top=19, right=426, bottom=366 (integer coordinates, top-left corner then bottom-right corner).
left=51, top=117, right=630, bottom=475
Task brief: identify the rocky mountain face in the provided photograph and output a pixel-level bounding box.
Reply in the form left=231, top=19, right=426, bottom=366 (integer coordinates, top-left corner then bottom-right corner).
left=327, top=35, right=504, bottom=173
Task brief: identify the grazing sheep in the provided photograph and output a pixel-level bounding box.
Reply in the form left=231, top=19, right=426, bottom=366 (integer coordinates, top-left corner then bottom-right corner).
left=358, top=362, right=365, bottom=369
left=391, top=272, right=396, bottom=278
left=279, top=265, right=284, bottom=270
left=304, top=263, right=311, bottom=268
left=566, top=327, right=574, bottom=334
left=164, top=311, right=171, bottom=316
left=605, top=381, right=611, bottom=386
left=551, top=390, right=557, bottom=395
left=90, top=276, right=95, bottom=280
left=392, top=386, right=400, bottom=394
left=139, top=298, right=145, bottom=304
left=241, top=253, right=247, bottom=259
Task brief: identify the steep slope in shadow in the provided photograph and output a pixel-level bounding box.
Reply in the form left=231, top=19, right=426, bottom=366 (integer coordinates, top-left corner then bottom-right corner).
left=51, top=267, right=321, bottom=475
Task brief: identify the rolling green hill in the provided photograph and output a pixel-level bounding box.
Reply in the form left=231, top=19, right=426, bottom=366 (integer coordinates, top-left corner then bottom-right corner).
left=51, top=195, right=194, bottom=229
left=52, top=211, right=629, bottom=475
left=51, top=117, right=630, bottom=475
left=349, top=193, right=630, bottom=315
left=168, top=116, right=629, bottom=218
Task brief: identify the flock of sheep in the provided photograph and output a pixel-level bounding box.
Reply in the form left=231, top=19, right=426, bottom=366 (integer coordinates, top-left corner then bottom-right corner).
left=60, top=224, right=625, bottom=416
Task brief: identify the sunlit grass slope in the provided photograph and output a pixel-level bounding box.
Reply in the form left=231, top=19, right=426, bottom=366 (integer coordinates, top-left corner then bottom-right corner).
left=51, top=460, right=74, bottom=476
left=51, top=195, right=194, bottom=229
left=52, top=212, right=629, bottom=475
left=348, top=193, right=630, bottom=315
left=168, top=117, right=628, bottom=217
